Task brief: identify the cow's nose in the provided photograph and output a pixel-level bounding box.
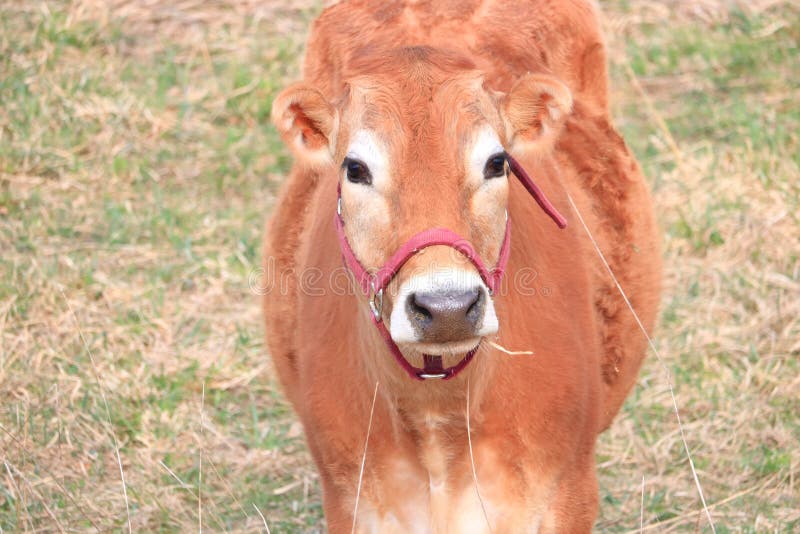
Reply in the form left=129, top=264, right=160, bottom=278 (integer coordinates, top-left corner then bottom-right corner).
left=406, top=288, right=484, bottom=342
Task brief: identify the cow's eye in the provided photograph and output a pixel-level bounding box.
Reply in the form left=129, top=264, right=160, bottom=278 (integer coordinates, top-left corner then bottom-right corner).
left=483, top=153, right=507, bottom=179
left=343, top=158, right=372, bottom=185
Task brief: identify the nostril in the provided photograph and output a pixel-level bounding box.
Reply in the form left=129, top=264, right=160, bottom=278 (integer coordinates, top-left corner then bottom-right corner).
left=465, top=289, right=484, bottom=324
left=408, top=293, right=433, bottom=325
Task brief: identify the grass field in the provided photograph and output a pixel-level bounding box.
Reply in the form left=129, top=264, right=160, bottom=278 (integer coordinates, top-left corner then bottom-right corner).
left=0, top=0, right=798, bottom=531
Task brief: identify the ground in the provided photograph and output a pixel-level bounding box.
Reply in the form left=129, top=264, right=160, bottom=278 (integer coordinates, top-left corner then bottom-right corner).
left=0, top=0, right=797, bottom=532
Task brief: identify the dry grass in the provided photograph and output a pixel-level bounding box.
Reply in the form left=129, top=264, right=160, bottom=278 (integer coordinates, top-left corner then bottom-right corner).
left=0, top=0, right=798, bottom=532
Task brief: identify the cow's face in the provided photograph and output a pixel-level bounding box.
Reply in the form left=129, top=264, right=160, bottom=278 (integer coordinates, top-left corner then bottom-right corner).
left=272, top=48, right=571, bottom=368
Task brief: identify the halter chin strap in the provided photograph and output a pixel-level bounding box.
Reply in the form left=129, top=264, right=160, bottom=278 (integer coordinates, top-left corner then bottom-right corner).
left=333, top=154, right=566, bottom=381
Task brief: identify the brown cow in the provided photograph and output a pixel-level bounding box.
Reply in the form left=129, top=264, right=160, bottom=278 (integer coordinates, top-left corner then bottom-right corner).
left=265, top=0, right=661, bottom=531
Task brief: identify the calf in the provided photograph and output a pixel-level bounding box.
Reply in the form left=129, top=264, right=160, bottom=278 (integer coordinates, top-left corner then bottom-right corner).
left=264, top=1, right=661, bottom=531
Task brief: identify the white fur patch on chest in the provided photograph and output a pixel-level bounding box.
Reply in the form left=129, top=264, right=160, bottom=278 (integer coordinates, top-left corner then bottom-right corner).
left=355, top=445, right=545, bottom=534
left=357, top=469, right=494, bottom=534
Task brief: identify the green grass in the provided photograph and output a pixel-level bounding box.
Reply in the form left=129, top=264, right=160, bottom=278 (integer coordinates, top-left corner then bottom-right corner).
left=618, top=9, right=800, bottom=179
left=1, top=0, right=798, bottom=532
left=0, top=0, right=322, bottom=531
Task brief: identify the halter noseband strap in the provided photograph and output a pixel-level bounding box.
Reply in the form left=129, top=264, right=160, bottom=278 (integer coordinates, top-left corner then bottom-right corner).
left=333, top=154, right=566, bottom=381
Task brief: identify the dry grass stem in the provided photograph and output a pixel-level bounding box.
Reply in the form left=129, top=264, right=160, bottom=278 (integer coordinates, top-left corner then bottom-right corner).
left=351, top=381, right=379, bottom=534
left=253, top=502, right=272, bottom=533
left=198, top=381, right=205, bottom=534
left=60, top=287, right=133, bottom=533
left=566, top=191, right=716, bottom=531
left=466, top=378, right=493, bottom=533
left=487, top=340, right=534, bottom=356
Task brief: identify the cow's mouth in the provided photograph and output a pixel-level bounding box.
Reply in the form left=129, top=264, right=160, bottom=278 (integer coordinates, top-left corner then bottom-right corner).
left=399, top=337, right=483, bottom=370
left=401, top=337, right=482, bottom=358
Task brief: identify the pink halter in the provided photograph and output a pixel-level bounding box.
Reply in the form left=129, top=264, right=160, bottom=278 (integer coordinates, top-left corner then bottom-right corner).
left=333, top=154, right=566, bottom=380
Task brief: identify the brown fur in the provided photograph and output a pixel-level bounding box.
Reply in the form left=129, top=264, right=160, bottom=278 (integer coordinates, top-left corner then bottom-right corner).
left=264, top=1, right=661, bottom=531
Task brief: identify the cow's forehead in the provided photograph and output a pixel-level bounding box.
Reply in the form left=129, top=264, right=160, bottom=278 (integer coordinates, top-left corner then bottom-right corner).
left=343, top=74, right=502, bottom=157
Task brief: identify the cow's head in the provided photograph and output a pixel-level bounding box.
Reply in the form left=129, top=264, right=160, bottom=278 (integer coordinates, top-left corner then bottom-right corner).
left=272, top=47, right=571, bottom=372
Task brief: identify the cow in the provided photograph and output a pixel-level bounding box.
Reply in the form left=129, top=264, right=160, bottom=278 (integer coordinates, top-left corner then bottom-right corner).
left=264, top=0, right=662, bottom=531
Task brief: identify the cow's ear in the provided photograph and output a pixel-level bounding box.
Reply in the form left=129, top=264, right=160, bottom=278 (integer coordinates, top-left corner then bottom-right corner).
left=271, top=83, right=338, bottom=166
left=501, top=74, right=572, bottom=153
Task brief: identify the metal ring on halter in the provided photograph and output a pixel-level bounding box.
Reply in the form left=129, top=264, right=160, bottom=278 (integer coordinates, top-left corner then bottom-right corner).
left=417, top=372, right=448, bottom=380
left=369, top=281, right=384, bottom=321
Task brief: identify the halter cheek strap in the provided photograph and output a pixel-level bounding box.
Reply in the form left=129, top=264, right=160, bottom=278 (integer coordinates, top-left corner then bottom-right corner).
left=333, top=154, right=566, bottom=381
